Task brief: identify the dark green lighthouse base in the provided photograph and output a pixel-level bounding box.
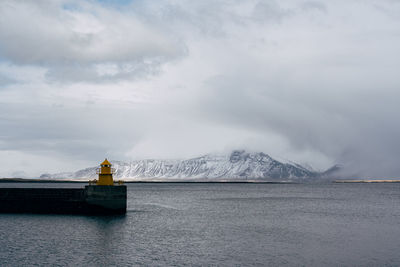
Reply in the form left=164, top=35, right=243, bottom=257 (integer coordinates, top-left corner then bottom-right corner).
left=84, top=185, right=127, bottom=214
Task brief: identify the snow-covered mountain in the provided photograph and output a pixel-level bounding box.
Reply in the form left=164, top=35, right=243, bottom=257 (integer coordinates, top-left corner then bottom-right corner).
left=40, top=150, right=335, bottom=181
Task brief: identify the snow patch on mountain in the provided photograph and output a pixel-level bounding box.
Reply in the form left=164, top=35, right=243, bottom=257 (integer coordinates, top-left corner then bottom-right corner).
left=41, top=150, right=336, bottom=181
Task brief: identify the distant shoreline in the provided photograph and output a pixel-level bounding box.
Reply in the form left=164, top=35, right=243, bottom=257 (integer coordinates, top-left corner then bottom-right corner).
left=3, top=178, right=399, bottom=184
left=0, top=178, right=87, bottom=183
left=0, top=178, right=296, bottom=184
left=334, top=180, right=400, bottom=183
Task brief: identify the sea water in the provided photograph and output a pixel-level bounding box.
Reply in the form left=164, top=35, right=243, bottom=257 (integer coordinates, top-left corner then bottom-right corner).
left=0, top=182, right=399, bottom=266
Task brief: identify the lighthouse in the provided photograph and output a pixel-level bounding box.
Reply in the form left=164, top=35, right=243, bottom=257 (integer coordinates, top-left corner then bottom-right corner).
left=84, top=158, right=127, bottom=214
left=96, top=159, right=114, bottom=185
left=0, top=158, right=127, bottom=214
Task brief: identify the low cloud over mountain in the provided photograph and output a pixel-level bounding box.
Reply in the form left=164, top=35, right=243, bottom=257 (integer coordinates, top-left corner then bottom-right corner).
left=41, top=150, right=339, bottom=181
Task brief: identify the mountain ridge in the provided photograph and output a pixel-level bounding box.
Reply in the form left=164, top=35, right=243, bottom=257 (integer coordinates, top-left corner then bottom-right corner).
left=40, top=150, right=337, bottom=181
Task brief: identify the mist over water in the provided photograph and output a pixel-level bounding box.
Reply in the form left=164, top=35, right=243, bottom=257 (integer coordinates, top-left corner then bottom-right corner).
left=1, top=183, right=400, bottom=266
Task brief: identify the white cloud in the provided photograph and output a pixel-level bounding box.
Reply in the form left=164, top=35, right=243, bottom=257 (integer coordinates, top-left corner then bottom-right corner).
left=0, top=0, right=182, bottom=82
left=0, top=1, right=180, bottom=63
left=1, top=0, right=400, bottom=177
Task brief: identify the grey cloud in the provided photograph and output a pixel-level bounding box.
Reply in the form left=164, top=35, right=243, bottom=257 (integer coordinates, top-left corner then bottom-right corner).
left=0, top=73, right=16, bottom=87
left=1, top=0, right=400, bottom=178
left=0, top=0, right=183, bottom=82
left=45, top=61, right=162, bottom=83
left=190, top=67, right=400, bottom=177
left=0, top=102, right=146, bottom=161
left=301, top=1, right=327, bottom=12
left=252, top=1, right=291, bottom=23
left=0, top=1, right=179, bottom=64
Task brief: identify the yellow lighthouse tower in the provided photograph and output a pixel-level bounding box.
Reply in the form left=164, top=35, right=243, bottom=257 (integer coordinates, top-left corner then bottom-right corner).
left=96, top=159, right=114, bottom=185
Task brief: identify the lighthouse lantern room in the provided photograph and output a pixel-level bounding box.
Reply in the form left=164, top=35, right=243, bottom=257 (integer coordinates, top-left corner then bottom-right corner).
left=96, top=159, right=115, bottom=185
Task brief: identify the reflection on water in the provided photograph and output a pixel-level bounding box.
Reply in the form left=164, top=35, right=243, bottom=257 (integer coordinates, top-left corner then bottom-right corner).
left=0, top=182, right=400, bottom=266
left=88, top=215, right=127, bottom=266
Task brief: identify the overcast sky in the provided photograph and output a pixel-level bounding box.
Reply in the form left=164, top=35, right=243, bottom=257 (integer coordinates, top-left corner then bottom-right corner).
left=0, top=0, right=399, bottom=178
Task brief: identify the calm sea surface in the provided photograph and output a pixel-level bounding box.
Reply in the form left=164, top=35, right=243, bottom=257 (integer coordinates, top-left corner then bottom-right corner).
left=0, top=182, right=399, bottom=266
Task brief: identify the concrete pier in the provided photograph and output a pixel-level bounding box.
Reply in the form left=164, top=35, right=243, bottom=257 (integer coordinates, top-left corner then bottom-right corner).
left=0, top=185, right=127, bottom=215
